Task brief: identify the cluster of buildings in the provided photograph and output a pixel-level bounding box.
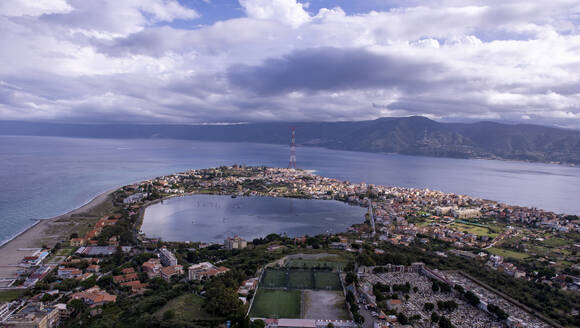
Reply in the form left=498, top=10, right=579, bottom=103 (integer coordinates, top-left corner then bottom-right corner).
left=187, top=262, right=229, bottom=281
left=141, top=248, right=184, bottom=283
left=224, top=236, right=248, bottom=250
left=0, top=302, right=68, bottom=328
left=69, top=216, right=119, bottom=247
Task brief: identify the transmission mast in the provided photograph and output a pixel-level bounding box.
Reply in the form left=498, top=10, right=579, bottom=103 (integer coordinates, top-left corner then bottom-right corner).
left=288, top=127, right=296, bottom=169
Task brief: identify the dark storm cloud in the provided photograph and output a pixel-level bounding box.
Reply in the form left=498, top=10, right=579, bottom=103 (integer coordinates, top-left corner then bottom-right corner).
left=227, top=47, right=448, bottom=95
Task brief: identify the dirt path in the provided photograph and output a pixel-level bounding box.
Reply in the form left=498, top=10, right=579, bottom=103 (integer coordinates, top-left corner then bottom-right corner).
left=302, top=290, right=349, bottom=320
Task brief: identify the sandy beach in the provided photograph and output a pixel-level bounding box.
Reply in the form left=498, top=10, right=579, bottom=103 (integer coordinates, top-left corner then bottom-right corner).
left=0, top=188, right=117, bottom=279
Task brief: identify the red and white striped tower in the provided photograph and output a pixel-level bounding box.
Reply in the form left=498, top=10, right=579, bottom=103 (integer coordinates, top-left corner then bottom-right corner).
left=288, top=127, right=296, bottom=169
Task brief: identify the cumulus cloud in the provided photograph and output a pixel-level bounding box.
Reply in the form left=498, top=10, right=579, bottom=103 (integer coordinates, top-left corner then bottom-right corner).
left=239, top=0, right=310, bottom=27
left=0, top=0, right=580, bottom=127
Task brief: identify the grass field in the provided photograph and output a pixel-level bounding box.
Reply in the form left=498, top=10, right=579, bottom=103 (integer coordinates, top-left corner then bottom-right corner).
left=450, top=222, right=499, bottom=237
left=488, top=247, right=529, bottom=260
left=288, top=271, right=313, bottom=289
left=55, top=248, right=74, bottom=256
left=250, top=289, right=301, bottom=318
left=154, top=294, right=221, bottom=323
left=314, top=272, right=341, bottom=290
left=0, top=289, right=25, bottom=302
left=541, top=237, right=569, bottom=248
left=287, top=259, right=349, bottom=270
left=261, top=270, right=287, bottom=288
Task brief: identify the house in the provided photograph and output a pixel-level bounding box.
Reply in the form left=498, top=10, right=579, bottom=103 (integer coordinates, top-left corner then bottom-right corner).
left=57, top=267, right=83, bottom=279
left=70, top=287, right=116, bottom=307
left=188, top=262, right=229, bottom=281
left=386, top=299, right=402, bottom=311
left=161, top=265, right=184, bottom=281
left=120, top=280, right=149, bottom=294
left=238, top=278, right=259, bottom=296
left=86, top=265, right=100, bottom=273
left=113, top=272, right=138, bottom=284
left=142, top=258, right=162, bottom=278
left=70, top=238, right=86, bottom=247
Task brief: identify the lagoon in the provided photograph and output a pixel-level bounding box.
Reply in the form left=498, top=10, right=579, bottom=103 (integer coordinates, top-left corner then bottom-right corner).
left=141, top=195, right=367, bottom=243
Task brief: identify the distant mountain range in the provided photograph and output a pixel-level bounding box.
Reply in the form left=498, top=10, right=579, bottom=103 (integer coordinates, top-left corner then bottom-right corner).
left=2, top=116, right=580, bottom=165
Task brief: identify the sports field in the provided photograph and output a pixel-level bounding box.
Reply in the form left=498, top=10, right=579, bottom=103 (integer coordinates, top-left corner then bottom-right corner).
left=287, top=259, right=349, bottom=270
left=250, top=289, right=301, bottom=318
left=288, top=271, right=313, bottom=289
left=314, top=272, right=341, bottom=290
left=261, top=270, right=287, bottom=288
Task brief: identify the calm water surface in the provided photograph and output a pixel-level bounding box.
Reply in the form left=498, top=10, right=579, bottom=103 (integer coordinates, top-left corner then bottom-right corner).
left=141, top=195, right=366, bottom=242
left=1, top=135, right=579, bottom=243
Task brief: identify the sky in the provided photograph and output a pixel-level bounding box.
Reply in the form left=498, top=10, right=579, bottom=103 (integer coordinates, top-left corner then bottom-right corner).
left=1, top=0, right=580, bottom=128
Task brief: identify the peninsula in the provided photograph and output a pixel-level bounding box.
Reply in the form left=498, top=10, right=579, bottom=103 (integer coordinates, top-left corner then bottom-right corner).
left=0, top=166, right=578, bottom=328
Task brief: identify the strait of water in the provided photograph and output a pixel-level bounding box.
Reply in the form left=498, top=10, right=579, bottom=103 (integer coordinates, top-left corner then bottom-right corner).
left=1, top=135, right=580, bottom=243
left=141, top=195, right=367, bottom=242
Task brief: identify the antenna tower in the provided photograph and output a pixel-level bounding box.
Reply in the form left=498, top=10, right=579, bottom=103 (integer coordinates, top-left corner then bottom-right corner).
left=288, top=127, right=296, bottom=169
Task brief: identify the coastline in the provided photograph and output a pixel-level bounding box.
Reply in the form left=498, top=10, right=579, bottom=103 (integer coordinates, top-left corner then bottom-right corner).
left=0, top=188, right=117, bottom=268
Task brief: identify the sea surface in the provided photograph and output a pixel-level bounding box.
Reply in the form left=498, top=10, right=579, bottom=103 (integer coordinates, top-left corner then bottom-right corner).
left=1, top=135, right=580, bottom=243
left=141, top=195, right=367, bottom=242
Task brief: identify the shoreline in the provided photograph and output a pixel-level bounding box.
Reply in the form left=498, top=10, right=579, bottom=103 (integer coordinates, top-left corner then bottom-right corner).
left=0, top=187, right=117, bottom=268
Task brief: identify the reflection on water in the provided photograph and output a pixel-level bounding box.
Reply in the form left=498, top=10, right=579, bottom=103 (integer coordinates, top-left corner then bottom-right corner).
left=141, top=195, right=366, bottom=242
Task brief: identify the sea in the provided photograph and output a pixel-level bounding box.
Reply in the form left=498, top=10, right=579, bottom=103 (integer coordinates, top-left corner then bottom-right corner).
left=1, top=135, right=580, bottom=244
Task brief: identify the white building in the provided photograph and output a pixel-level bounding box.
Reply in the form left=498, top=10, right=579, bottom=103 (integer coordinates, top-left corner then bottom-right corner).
left=224, top=236, right=247, bottom=250
left=159, top=247, right=178, bottom=267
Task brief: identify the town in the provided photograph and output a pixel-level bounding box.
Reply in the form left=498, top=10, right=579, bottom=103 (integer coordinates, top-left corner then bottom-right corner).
left=0, top=166, right=578, bottom=328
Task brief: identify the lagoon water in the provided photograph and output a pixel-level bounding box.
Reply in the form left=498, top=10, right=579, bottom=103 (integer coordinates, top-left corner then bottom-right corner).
left=1, top=135, right=580, bottom=243
left=141, top=195, right=366, bottom=242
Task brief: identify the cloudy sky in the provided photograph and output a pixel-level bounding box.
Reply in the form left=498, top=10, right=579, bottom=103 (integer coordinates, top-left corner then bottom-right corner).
left=1, top=0, right=580, bottom=128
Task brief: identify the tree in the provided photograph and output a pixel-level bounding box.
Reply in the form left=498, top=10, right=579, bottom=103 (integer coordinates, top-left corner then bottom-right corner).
left=438, top=316, right=454, bottom=328
left=397, top=313, right=408, bottom=325
left=464, top=291, right=480, bottom=306
left=345, top=272, right=357, bottom=285
left=487, top=304, right=509, bottom=320
left=251, top=320, right=266, bottom=328
left=424, top=302, right=435, bottom=311
left=162, top=310, right=175, bottom=320
left=69, top=299, right=87, bottom=314
left=431, top=312, right=440, bottom=323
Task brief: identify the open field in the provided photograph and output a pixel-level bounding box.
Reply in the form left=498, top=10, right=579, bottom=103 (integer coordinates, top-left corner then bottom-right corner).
left=288, top=271, right=313, bottom=289
left=0, top=289, right=26, bottom=302
left=540, top=237, right=569, bottom=248
left=287, top=259, right=349, bottom=270
left=314, top=272, right=341, bottom=290
left=261, top=270, right=287, bottom=288
left=154, top=293, right=222, bottom=323
left=250, top=289, right=301, bottom=318
left=487, top=247, right=529, bottom=260
left=450, top=222, right=499, bottom=237
left=303, top=290, right=349, bottom=320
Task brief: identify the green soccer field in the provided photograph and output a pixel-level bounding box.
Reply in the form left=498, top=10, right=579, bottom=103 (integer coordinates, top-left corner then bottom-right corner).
left=261, top=269, right=288, bottom=288
left=314, top=272, right=341, bottom=290
left=250, top=289, right=301, bottom=318
left=288, top=270, right=313, bottom=289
